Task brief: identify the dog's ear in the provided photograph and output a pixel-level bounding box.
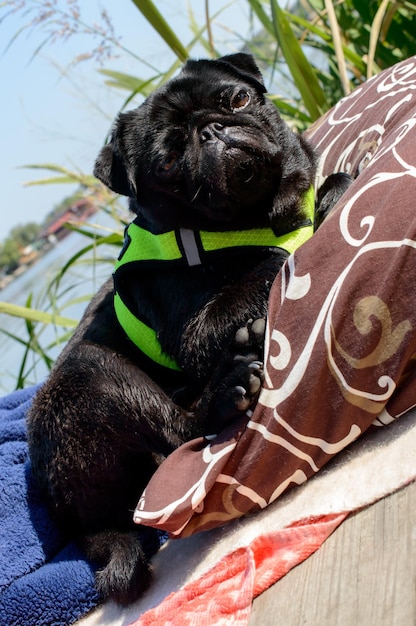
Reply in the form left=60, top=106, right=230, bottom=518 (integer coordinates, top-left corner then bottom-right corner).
left=218, top=53, right=266, bottom=90
left=94, top=126, right=131, bottom=196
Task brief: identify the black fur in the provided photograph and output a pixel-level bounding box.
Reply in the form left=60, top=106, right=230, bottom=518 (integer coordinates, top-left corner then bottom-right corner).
left=315, top=172, right=354, bottom=228
left=27, top=54, right=351, bottom=605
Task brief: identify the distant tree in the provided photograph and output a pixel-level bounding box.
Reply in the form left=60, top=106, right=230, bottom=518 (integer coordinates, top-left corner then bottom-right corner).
left=0, top=222, right=41, bottom=274
left=10, top=223, right=41, bottom=248
left=0, top=239, right=21, bottom=274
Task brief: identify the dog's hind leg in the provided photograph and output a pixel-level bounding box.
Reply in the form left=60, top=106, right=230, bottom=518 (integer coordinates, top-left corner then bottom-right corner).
left=81, top=527, right=162, bottom=605
left=27, top=340, right=200, bottom=605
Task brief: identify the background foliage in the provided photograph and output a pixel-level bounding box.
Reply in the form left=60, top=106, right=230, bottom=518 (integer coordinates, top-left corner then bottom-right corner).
left=2, top=0, right=416, bottom=388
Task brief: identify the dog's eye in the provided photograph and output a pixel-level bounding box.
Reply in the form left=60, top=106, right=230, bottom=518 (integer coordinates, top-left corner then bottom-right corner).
left=231, top=90, right=251, bottom=112
left=161, top=153, right=178, bottom=171
left=157, top=152, right=180, bottom=178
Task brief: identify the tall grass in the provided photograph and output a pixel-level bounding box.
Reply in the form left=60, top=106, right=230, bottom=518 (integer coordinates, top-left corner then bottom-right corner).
left=0, top=166, right=126, bottom=389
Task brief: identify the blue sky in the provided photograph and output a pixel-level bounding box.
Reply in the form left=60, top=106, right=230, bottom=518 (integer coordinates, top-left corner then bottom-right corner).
left=0, top=1, right=251, bottom=241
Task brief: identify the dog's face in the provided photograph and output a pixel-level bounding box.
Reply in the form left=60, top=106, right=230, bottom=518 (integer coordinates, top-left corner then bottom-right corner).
left=94, top=54, right=315, bottom=233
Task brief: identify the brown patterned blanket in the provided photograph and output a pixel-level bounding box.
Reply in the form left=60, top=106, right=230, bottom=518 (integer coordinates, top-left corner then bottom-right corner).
left=133, top=56, right=416, bottom=539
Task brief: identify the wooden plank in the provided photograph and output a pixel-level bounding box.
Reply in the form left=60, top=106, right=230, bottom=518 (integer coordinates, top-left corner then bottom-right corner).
left=250, top=481, right=416, bottom=625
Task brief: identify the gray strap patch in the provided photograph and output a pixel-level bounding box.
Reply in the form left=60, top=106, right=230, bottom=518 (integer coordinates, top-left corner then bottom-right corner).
left=179, top=229, right=202, bottom=266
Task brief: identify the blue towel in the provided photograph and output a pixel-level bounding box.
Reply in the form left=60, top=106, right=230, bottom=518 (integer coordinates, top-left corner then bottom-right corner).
left=0, top=386, right=100, bottom=626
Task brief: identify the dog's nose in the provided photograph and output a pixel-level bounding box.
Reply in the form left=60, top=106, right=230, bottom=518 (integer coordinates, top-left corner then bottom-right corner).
left=199, top=122, right=225, bottom=143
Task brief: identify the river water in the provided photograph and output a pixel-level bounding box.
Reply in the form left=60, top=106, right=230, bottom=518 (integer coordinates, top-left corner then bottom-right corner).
left=0, top=211, right=123, bottom=394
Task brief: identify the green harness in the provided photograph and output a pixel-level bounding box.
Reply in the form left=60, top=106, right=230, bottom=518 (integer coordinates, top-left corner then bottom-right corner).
left=114, top=186, right=315, bottom=371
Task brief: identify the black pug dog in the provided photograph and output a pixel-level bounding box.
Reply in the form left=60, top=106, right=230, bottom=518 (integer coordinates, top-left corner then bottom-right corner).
left=27, top=53, right=352, bottom=605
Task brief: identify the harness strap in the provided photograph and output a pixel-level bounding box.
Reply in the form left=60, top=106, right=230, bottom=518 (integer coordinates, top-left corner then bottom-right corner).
left=114, top=292, right=181, bottom=370
left=114, top=185, right=316, bottom=370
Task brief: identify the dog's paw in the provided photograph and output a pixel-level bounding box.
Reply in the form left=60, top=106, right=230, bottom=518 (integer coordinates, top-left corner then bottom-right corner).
left=217, top=358, right=264, bottom=420
left=232, top=317, right=266, bottom=361
left=210, top=318, right=266, bottom=422
left=197, top=318, right=267, bottom=428
left=82, top=528, right=160, bottom=606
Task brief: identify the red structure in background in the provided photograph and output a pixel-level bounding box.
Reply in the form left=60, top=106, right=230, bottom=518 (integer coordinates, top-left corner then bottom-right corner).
left=39, top=198, right=98, bottom=243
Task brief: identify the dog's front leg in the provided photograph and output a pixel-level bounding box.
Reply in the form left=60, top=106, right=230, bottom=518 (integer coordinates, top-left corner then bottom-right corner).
left=179, top=254, right=286, bottom=382
left=179, top=254, right=286, bottom=429
left=194, top=317, right=267, bottom=426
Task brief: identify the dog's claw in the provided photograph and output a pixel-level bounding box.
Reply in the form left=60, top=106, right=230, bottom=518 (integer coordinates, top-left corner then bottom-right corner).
left=249, top=371, right=262, bottom=393
left=232, top=385, right=250, bottom=411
